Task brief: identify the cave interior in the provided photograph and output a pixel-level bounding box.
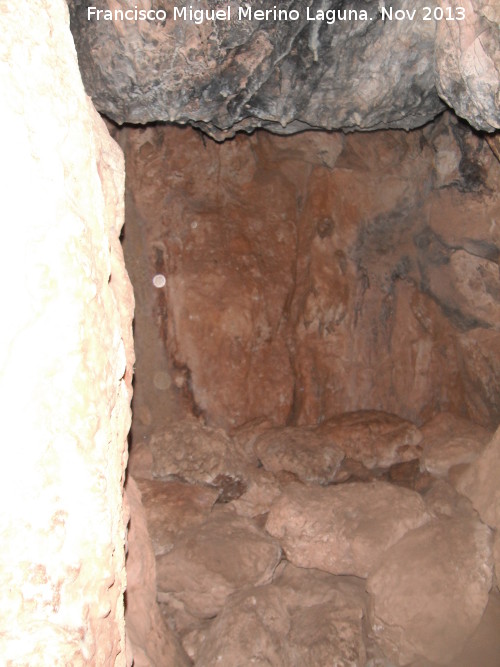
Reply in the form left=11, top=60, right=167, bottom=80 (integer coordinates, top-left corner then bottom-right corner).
left=72, top=2, right=500, bottom=665
left=2, top=1, right=500, bottom=665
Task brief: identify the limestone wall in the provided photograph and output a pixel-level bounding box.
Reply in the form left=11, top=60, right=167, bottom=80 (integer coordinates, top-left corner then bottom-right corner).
left=0, top=1, right=133, bottom=664
left=119, top=115, right=500, bottom=433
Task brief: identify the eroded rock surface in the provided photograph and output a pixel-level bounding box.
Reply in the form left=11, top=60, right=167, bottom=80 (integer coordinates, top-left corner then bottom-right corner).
left=189, top=564, right=367, bottom=667
left=124, top=477, right=191, bottom=667
left=156, top=507, right=282, bottom=617
left=316, top=411, right=423, bottom=469
left=455, top=426, right=500, bottom=583
left=135, top=478, right=218, bottom=556
left=68, top=0, right=499, bottom=135
left=367, top=517, right=493, bottom=665
left=149, top=417, right=248, bottom=490
left=254, top=425, right=345, bottom=484
left=266, top=481, right=430, bottom=577
left=435, top=0, right=500, bottom=131
left=420, top=412, right=492, bottom=476
left=120, top=114, right=500, bottom=432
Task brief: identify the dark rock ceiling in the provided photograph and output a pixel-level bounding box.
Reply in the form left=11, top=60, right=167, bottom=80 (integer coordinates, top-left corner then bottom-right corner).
left=68, top=0, right=499, bottom=138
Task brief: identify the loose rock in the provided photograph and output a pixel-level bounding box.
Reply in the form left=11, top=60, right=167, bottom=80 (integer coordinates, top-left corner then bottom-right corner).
left=149, top=417, right=247, bottom=490
left=266, top=481, right=430, bottom=577
left=135, top=478, right=218, bottom=556
left=316, top=411, right=423, bottom=469
left=420, top=412, right=491, bottom=476
left=192, top=564, right=367, bottom=667
left=156, top=507, right=281, bottom=617
left=367, top=517, right=493, bottom=665
left=254, top=425, right=345, bottom=484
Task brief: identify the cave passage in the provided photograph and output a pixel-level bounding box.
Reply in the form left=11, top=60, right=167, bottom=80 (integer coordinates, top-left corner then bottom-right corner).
left=117, top=115, right=500, bottom=666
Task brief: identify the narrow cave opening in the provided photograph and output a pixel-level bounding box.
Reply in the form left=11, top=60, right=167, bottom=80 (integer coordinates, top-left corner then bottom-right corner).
left=112, top=114, right=500, bottom=666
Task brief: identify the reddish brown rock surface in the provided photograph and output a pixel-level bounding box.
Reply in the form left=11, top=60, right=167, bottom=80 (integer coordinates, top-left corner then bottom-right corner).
left=135, top=478, right=219, bottom=556
left=124, top=477, right=190, bottom=667
left=119, top=113, right=500, bottom=434
left=455, top=426, right=500, bottom=584
left=254, top=425, right=345, bottom=484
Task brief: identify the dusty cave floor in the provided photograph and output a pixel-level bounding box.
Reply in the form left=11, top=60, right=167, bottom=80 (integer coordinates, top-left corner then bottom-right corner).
left=126, top=410, right=500, bottom=667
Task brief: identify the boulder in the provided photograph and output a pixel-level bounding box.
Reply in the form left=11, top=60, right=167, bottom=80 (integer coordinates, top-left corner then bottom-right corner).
left=367, top=517, right=493, bottom=665
left=455, top=426, right=500, bottom=529
left=231, top=468, right=284, bottom=519
left=191, top=564, right=367, bottom=667
left=149, top=417, right=247, bottom=492
left=420, top=412, right=491, bottom=476
left=135, top=478, right=218, bottom=556
left=316, top=411, right=423, bottom=469
left=156, top=507, right=281, bottom=617
left=254, top=425, right=344, bottom=484
left=266, top=481, right=429, bottom=577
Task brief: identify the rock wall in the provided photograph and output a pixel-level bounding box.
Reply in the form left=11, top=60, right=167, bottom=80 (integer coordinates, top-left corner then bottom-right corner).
left=119, top=113, right=500, bottom=434
left=68, top=0, right=500, bottom=136
left=0, top=1, right=133, bottom=664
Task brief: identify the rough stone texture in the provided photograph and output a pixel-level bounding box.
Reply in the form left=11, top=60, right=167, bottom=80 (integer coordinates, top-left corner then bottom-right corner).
left=420, top=412, right=492, bottom=476
left=254, top=425, right=345, bottom=483
left=231, top=468, right=285, bottom=518
left=316, top=411, right=423, bottom=469
left=149, top=417, right=247, bottom=485
left=494, top=531, right=500, bottom=589
left=189, top=564, right=367, bottom=667
left=0, top=1, right=134, bottom=664
left=367, top=517, right=493, bottom=665
left=435, top=0, right=500, bottom=132
left=124, top=477, right=191, bottom=667
left=118, top=114, right=500, bottom=432
left=451, top=588, right=500, bottom=667
left=266, top=481, right=430, bottom=577
left=156, top=507, right=282, bottom=617
left=454, top=427, right=500, bottom=587
left=455, top=427, right=500, bottom=548
left=135, top=478, right=219, bottom=556
left=67, top=0, right=499, bottom=135
left=422, top=479, right=476, bottom=519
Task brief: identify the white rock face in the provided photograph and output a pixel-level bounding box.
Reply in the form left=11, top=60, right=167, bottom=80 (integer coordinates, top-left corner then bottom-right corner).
left=266, top=481, right=430, bottom=577
left=0, top=1, right=133, bottom=664
left=367, top=517, right=493, bottom=665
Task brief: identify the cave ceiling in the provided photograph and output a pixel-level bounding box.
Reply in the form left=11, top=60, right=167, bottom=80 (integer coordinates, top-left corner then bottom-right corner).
left=68, top=0, right=499, bottom=138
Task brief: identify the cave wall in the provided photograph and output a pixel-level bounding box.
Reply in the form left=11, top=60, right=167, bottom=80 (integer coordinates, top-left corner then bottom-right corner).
left=68, top=0, right=500, bottom=136
left=119, top=113, right=500, bottom=434
left=0, top=1, right=133, bottom=664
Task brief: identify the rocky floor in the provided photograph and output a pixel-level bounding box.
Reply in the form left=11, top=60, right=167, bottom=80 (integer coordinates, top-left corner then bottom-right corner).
left=125, top=411, right=500, bottom=666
